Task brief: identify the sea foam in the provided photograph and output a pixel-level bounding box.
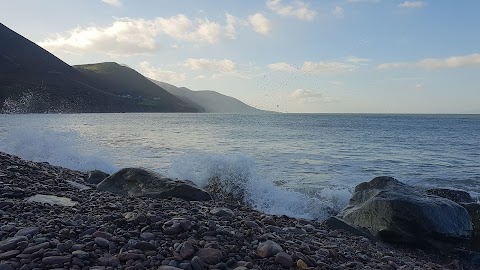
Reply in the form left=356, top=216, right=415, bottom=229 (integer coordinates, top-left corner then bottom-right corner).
left=168, top=152, right=349, bottom=220
left=0, top=127, right=116, bottom=173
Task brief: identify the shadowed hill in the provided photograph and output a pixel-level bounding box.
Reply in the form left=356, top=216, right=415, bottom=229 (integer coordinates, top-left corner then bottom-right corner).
left=152, top=80, right=269, bottom=114
left=0, top=23, right=197, bottom=113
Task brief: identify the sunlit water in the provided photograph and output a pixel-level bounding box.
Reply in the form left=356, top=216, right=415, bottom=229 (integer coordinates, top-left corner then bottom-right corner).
left=1, top=113, right=479, bottom=220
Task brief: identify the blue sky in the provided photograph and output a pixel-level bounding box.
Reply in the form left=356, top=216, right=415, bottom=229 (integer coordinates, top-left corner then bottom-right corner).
left=1, top=0, right=479, bottom=113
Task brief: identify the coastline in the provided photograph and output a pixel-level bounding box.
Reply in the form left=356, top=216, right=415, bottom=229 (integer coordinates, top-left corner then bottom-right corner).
left=0, top=151, right=473, bottom=269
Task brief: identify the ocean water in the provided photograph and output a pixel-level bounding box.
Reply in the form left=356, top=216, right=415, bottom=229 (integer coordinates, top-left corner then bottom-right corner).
left=1, top=113, right=479, bottom=220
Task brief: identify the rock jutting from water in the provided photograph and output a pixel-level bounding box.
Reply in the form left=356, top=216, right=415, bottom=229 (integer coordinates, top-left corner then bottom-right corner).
left=337, top=176, right=473, bottom=248
left=0, top=151, right=478, bottom=269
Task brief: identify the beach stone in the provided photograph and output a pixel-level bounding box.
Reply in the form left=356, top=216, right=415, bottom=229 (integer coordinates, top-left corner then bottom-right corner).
left=0, top=236, right=28, bottom=251
left=86, top=170, right=110, bottom=184
left=275, top=252, right=294, bottom=267
left=22, top=242, right=50, bottom=253
left=72, top=250, right=89, bottom=259
left=257, top=240, right=283, bottom=258
left=210, top=207, right=234, bottom=217
left=42, top=255, right=71, bottom=265
left=338, top=176, right=472, bottom=247
left=191, top=256, right=204, bottom=270
left=140, top=232, right=155, bottom=241
left=158, top=266, right=182, bottom=270
left=0, top=250, right=20, bottom=259
left=97, top=167, right=212, bottom=201
left=296, top=259, right=308, bottom=270
left=0, top=263, right=13, bottom=270
left=26, top=194, right=77, bottom=206
left=133, top=241, right=156, bottom=251
left=93, top=231, right=113, bottom=240
left=95, top=237, right=110, bottom=247
left=180, top=241, right=195, bottom=259
left=15, top=226, right=39, bottom=237
left=195, top=248, right=223, bottom=264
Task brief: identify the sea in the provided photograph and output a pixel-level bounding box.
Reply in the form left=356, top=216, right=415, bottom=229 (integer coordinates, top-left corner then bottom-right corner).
left=1, top=113, right=479, bottom=220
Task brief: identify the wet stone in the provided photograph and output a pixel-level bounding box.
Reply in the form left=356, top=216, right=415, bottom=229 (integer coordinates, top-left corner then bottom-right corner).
left=15, top=227, right=40, bottom=237
left=0, top=236, right=28, bottom=251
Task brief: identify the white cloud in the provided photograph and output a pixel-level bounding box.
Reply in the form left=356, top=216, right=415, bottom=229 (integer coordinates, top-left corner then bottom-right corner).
left=332, top=6, right=344, bottom=17
left=266, top=0, right=316, bottom=21
left=183, top=58, right=237, bottom=73
left=268, top=62, right=296, bottom=71
left=102, top=0, right=122, bottom=8
left=301, top=61, right=355, bottom=73
left=398, top=1, right=426, bottom=8
left=378, top=53, right=480, bottom=70
left=39, top=15, right=227, bottom=55
left=154, top=15, right=222, bottom=44
left=269, top=60, right=359, bottom=74
left=347, top=0, right=380, bottom=3
left=378, top=62, right=409, bottom=70
left=139, top=61, right=186, bottom=83
left=225, top=13, right=238, bottom=39
left=289, top=89, right=337, bottom=103
left=248, top=13, right=272, bottom=35
left=195, top=75, right=206, bottom=80
left=418, top=54, right=480, bottom=69
left=346, top=56, right=370, bottom=63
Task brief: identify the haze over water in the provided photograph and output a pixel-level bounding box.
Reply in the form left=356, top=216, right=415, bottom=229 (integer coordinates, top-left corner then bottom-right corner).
left=1, top=113, right=479, bottom=219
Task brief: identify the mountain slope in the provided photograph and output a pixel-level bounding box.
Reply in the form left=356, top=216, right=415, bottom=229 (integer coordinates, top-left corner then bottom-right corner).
left=0, top=23, right=197, bottom=113
left=152, top=80, right=267, bottom=113
left=74, top=62, right=196, bottom=112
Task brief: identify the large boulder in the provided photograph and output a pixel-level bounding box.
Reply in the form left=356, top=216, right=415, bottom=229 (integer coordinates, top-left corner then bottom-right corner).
left=97, top=168, right=212, bottom=201
left=338, top=176, right=472, bottom=247
left=462, top=203, right=480, bottom=249
left=426, top=188, right=474, bottom=204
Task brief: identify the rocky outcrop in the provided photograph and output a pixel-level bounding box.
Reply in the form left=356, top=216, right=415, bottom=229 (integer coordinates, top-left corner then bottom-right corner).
left=85, top=170, right=110, bottom=185
left=96, top=168, right=212, bottom=201
left=338, top=176, right=472, bottom=247
left=427, top=188, right=475, bottom=204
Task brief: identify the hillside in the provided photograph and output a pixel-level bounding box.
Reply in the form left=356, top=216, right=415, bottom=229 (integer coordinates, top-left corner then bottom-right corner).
left=152, top=80, right=268, bottom=114
left=0, top=23, right=197, bottom=113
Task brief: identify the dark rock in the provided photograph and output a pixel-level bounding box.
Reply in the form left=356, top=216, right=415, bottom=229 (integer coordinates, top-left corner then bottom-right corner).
left=94, top=237, right=110, bottom=247
left=42, top=255, right=71, bottom=265
left=338, top=176, right=472, bottom=247
left=210, top=207, right=234, bottom=217
left=97, top=168, right=212, bottom=201
left=0, top=236, right=28, bottom=251
left=191, top=256, right=204, bottom=270
left=195, top=248, right=223, bottom=264
left=323, top=216, right=376, bottom=241
left=274, top=252, right=294, bottom=268
left=0, top=250, right=20, bottom=260
left=22, top=242, right=50, bottom=253
left=158, top=266, right=182, bottom=270
left=86, top=170, right=110, bottom=185
left=257, top=240, right=283, bottom=258
left=180, top=241, right=195, bottom=259
left=462, top=202, right=480, bottom=248
left=15, top=226, right=39, bottom=237
left=0, top=263, right=13, bottom=270
left=133, top=241, right=156, bottom=251
left=427, top=188, right=474, bottom=204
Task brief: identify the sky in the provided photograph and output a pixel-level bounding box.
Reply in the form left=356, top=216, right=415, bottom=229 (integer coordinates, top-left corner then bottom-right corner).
left=1, top=0, right=479, bottom=113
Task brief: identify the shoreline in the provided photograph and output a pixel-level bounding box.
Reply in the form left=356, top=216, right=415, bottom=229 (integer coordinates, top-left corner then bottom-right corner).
left=0, top=151, right=474, bottom=269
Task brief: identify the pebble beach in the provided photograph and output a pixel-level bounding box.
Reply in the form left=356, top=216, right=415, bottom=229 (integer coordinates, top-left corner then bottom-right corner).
left=0, top=151, right=474, bottom=270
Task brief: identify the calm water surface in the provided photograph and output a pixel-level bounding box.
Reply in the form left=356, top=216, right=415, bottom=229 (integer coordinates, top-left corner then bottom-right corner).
left=1, top=113, right=479, bottom=218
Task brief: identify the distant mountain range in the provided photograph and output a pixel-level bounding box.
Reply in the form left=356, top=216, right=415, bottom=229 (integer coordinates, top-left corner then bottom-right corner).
left=151, top=80, right=267, bottom=113
left=0, top=22, right=265, bottom=114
